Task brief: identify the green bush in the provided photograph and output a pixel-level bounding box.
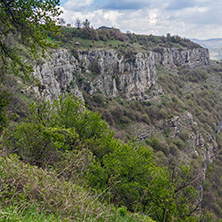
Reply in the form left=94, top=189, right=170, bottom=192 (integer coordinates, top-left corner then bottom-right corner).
left=0, top=150, right=142, bottom=222
left=3, top=95, right=109, bottom=167
left=2, top=94, right=201, bottom=221
left=0, top=89, right=11, bottom=133
left=179, top=130, right=190, bottom=141
left=0, top=205, right=61, bottom=222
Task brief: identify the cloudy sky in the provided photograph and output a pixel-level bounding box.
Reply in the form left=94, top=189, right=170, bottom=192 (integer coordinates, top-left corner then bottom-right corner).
left=59, top=0, right=222, bottom=40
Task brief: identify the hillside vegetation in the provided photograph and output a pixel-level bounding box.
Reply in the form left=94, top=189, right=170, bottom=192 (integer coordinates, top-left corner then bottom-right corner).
left=1, top=94, right=203, bottom=221
left=50, top=26, right=201, bottom=52
left=1, top=25, right=222, bottom=221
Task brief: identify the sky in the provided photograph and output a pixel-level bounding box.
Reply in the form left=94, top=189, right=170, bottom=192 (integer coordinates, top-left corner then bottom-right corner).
left=58, top=0, right=222, bottom=40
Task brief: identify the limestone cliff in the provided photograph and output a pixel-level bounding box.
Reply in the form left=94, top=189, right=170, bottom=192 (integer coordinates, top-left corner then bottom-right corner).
left=32, top=47, right=209, bottom=101
left=31, top=46, right=214, bottom=203
left=32, top=50, right=83, bottom=101
left=132, top=111, right=217, bottom=165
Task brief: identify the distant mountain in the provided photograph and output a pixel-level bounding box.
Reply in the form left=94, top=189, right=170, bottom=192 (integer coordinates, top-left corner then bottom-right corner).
left=191, top=38, right=222, bottom=60
left=191, top=38, right=222, bottom=48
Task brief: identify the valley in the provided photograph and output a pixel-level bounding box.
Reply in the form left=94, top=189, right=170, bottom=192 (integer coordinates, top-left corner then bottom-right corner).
left=1, top=26, right=222, bottom=221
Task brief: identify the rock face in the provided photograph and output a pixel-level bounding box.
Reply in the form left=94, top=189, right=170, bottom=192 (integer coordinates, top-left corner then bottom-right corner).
left=32, top=50, right=84, bottom=101
left=81, top=50, right=159, bottom=100
left=156, top=48, right=210, bottom=69
left=133, top=111, right=217, bottom=165
left=32, top=47, right=209, bottom=101
left=130, top=110, right=217, bottom=194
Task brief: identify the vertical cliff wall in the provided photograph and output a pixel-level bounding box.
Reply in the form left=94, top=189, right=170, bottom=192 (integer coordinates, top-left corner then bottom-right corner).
left=32, top=47, right=209, bottom=101
left=31, top=46, right=214, bottom=201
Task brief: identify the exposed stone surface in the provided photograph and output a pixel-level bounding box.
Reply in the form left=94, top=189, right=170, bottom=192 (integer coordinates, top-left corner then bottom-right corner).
left=30, top=46, right=213, bottom=202
left=156, top=48, right=210, bottom=69
left=32, top=47, right=209, bottom=101
left=129, top=110, right=217, bottom=196
left=132, top=111, right=217, bottom=164
left=32, top=49, right=84, bottom=101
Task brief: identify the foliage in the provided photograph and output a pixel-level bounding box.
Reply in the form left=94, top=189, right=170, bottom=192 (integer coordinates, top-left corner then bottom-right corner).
left=155, top=63, right=222, bottom=221
left=87, top=140, right=200, bottom=221
left=157, top=65, right=222, bottom=134
left=54, top=27, right=201, bottom=54
left=0, top=205, right=61, bottom=222
left=0, top=149, right=145, bottom=221
left=0, top=0, right=62, bottom=77
left=2, top=94, right=201, bottom=221
left=82, top=63, right=222, bottom=220
left=0, top=89, right=11, bottom=133
left=202, top=144, right=222, bottom=220
left=4, top=94, right=108, bottom=167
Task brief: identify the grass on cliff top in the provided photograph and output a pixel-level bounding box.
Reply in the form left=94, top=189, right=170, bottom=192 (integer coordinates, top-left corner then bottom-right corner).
left=50, top=27, right=201, bottom=53
left=0, top=147, right=154, bottom=222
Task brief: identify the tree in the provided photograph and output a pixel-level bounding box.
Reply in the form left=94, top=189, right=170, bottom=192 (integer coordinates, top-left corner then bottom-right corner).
left=3, top=94, right=109, bottom=167
left=0, top=0, right=62, bottom=77
left=166, top=33, right=171, bottom=42
left=82, top=19, right=90, bottom=29
left=59, top=17, right=66, bottom=26
left=75, top=18, right=81, bottom=29
left=0, top=90, right=11, bottom=133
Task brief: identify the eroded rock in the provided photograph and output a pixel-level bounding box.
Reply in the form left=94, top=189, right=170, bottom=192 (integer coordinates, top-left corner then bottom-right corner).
left=31, top=47, right=209, bottom=101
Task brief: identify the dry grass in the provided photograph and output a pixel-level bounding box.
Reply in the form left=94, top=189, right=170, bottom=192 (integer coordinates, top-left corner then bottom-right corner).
left=0, top=148, right=141, bottom=221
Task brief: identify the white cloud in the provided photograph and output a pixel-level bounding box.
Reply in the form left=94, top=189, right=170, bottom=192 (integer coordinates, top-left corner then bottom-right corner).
left=59, top=0, right=222, bottom=39
left=64, top=0, right=93, bottom=11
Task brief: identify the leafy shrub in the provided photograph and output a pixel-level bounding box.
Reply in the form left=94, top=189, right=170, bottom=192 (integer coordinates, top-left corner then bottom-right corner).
left=3, top=95, right=108, bottom=167
left=0, top=150, right=140, bottom=221
left=92, top=94, right=107, bottom=107
left=179, top=130, right=190, bottom=141
left=0, top=89, right=11, bottom=133
left=2, top=94, right=201, bottom=221
left=117, top=206, right=127, bottom=217
left=173, top=139, right=184, bottom=149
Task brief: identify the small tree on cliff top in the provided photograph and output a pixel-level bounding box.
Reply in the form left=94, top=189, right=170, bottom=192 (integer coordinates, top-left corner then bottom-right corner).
left=75, top=18, right=81, bottom=29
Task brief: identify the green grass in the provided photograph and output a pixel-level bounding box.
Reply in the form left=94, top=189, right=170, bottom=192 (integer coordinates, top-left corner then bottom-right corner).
left=0, top=148, right=154, bottom=222
left=53, top=27, right=201, bottom=54
left=0, top=206, right=61, bottom=222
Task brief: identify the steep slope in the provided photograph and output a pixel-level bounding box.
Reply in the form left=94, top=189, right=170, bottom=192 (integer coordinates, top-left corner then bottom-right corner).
left=0, top=147, right=154, bottom=221
left=29, top=33, right=219, bottom=217
left=2, top=27, right=222, bottom=221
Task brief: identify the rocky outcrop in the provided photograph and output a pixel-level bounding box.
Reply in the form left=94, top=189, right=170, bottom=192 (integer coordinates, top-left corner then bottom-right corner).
left=32, top=50, right=84, bottom=101
left=129, top=110, right=217, bottom=197
left=133, top=111, right=217, bottom=163
left=82, top=50, right=159, bottom=100
left=156, top=48, right=210, bottom=69
left=32, top=47, right=209, bottom=101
